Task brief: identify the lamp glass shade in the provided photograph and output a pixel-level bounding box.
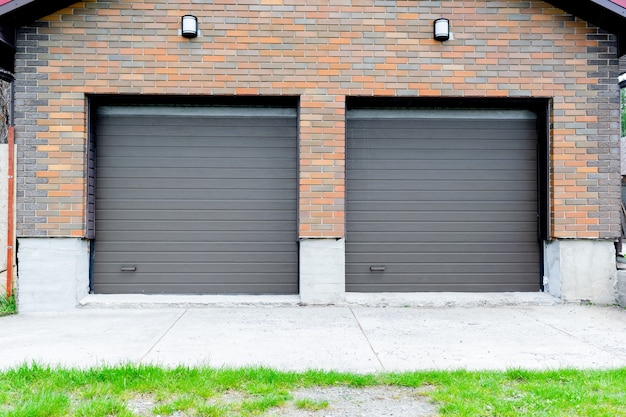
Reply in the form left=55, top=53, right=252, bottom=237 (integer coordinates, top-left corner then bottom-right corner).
left=434, top=18, right=450, bottom=41
left=182, top=15, right=198, bottom=38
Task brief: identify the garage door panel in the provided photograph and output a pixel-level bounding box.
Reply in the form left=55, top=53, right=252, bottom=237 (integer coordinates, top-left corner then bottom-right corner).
left=347, top=242, right=539, bottom=254
left=96, top=241, right=294, bottom=253
left=347, top=272, right=538, bottom=283
left=349, top=128, right=537, bottom=141
left=101, top=150, right=295, bottom=162
left=93, top=105, right=298, bottom=294
left=98, top=188, right=296, bottom=200
left=348, top=159, right=534, bottom=171
left=95, top=283, right=297, bottom=294
left=349, top=115, right=535, bottom=127
left=95, top=276, right=297, bottom=288
left=97, top=168, right=295, bottom=180
left=96, top=156, right=296, bottom=169
left=97, top=200, right=292, bottom=211
left=98, top=171, right=295, bottom=183
left=98, top=128, right=296, bottom=140
left=348, top=221, right=538, bottom=233
left=348, top=262, right=538, bottom=274
left=98, top=111, right=297, bottom=128
left=348, top=190, right=538, bottom=202
left=97, top=209, right=293, bottom=222
left=346, top=107, right=540, bottom=292
left=345, top=136, right=538, bottom=149
left=347, top=127, right=534, bottom=139
left=348, top=149, right=537, bottom=161
left=97, top=220, right=296, bottom=232
left=349, top=231, right=536, bottom=244
left=95, top=272, right=297, bottom=283
left=347, top=281, right=539, bottom=292
left=98, top=151, right=296, bottom=164
left=349, top=180, right=537, bottom=192
left=95, top=262, right=297, bottom=274
left=346, top=169, right=536, bottom=181
left=96, top=230, right=296, bottom=242
left=105, top=113, right=294, bottom=123
left=96, top=251, right=297, bottom=263
left=350, top=201, right=536, bottom=212
left=98, top=178, right=296, bottom=190
left=94, top=278, right=297, bottom=289
left=348, top=252, right=537, bottom=264
left=98, top=125, right=297, bottom=139
left=349, top=211, right=538, bottom=222
left=100, top=111, right=295, bottom=125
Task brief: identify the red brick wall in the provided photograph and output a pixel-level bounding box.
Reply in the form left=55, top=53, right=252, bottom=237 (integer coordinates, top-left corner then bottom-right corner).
left=13, top=0, right=621, bottom=239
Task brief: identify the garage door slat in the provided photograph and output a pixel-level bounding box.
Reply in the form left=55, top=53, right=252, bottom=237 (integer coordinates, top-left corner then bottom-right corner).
left=94, top=283, right=296, bottom=294
left=349, top=242, right=539, bottom=253
left=348, top=190, right=537, bottom=202
left=97, top=210, right=292, bottom=221
left=95, top=242, right=294, bottom=252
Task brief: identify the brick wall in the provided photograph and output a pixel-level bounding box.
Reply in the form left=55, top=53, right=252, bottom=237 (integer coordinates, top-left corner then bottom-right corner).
left=12, top=0, right=621, bottom=239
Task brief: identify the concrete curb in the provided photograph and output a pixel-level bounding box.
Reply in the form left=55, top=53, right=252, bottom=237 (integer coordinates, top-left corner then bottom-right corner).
left=79, top=294, right=302, bottom=309
left=342, top=292, right=561, bottom=308
left=79, top=292, right=561, bottom=309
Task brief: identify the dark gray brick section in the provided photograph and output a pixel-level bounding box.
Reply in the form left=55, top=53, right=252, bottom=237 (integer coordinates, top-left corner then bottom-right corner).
left=14, top=25, right=50, bottom=237
left=588, top=30, right=621, bottom=238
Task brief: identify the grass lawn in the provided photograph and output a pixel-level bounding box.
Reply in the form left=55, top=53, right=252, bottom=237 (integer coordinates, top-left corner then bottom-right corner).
left=0, top=295, right=16, bottom=318
left=0, top=365, right=625, bottom=416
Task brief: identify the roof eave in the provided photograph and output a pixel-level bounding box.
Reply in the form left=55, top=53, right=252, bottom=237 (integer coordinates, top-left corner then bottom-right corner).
left=0, top=0, right=79, bottom=26
left=546, top=0, right=626, bottom=56
left=0, top=0, right=80, bottom=74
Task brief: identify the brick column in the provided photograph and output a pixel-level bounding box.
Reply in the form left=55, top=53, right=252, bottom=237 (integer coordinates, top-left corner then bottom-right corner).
left=299, top=94, right=345, bottom=238
left=299, top=94, right=346, bottom=303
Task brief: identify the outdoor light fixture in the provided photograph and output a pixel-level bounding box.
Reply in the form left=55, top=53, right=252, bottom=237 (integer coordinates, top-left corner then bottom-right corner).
left=434, top=18, right=450, bottom=42
left=619, top=72, right=626, bottom=89
left=181, top=15, right=198, bottom=38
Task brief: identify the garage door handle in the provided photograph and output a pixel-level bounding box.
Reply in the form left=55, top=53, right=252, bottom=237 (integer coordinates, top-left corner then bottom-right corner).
left=369, top=265, right=386, bottom=272
left=120, top=266, right=137, bottom=272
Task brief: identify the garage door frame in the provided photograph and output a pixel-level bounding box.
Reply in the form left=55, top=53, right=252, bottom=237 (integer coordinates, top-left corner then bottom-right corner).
left=345, top=97, right=550, bottom=292
left=86, top=95, right=300, bottom=294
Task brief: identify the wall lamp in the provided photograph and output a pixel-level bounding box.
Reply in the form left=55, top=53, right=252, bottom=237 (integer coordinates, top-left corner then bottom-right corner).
left=434, top=18, right=450, bottom=42
left=181, top=15, right=198, bottom=38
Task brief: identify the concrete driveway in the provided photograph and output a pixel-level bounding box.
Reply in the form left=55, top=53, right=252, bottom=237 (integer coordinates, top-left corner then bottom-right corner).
left=1, top=294, right=625, bottom=372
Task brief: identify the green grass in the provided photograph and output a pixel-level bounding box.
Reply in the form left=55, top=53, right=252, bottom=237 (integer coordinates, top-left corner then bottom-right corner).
left=294, top=398, right=329, bottom=411
left=0, top=364, right=625, bottom=416
left=0, top=295, right=16, bottom=317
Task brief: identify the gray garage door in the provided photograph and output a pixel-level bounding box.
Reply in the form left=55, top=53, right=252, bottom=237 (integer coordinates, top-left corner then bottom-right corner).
left=93, top=105, right=298, bottom=294
left=346, top=108, right=540, bottom=292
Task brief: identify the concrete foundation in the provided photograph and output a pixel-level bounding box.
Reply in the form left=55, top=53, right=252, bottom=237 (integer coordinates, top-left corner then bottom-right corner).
left=299, top=238, right=345, bottom=304
left=544, top=239, right=617, bottom=304
left=17, top=238, right=90, bottom=313
left=13, top=236, right=622, bottom=311
left=617, top=270, right=626, bottom=308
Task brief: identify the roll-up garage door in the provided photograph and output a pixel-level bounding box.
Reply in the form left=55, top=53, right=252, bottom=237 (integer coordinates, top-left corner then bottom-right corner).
left=93, top=105, right=298, bottom=294
left=346, top=108, right=540, bottom=292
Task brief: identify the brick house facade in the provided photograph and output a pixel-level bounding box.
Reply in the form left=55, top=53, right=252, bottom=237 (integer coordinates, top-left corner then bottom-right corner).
left=1, top=0, right=624, bottom=311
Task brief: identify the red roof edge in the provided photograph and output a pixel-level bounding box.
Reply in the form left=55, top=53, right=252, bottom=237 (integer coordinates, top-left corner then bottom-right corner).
left=609, top=0, right=626, bottom=8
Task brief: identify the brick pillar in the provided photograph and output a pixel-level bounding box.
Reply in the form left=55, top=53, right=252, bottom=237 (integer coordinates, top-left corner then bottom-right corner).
left=299, top=94, right=345, bottom=238
left=299, top=94, right=346, bottom=303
